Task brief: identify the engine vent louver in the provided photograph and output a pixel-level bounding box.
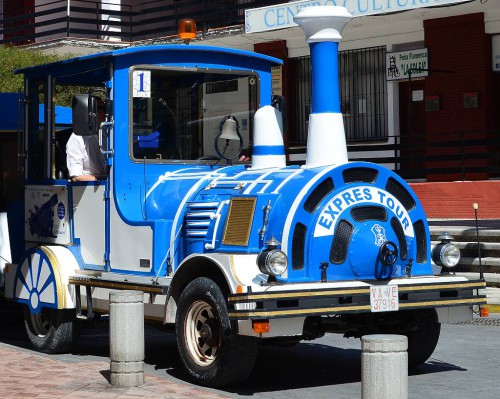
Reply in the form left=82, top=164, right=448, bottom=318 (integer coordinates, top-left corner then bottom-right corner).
left=391, top=217, right=408, bottom=260
left=413, top=220, right=427, bottom=263
left=343, top=167, right=378, bottom=184
left=351, top=206, right=387, bottom=222
left=185, top=201, right=220, bottom=239
left=385, top=178, right=415, bottom=211
left=330, top=220, right=353, bottom=264
left=304, top=178, right=334, bottom=213
left=292, top=223, right=307, bottom=270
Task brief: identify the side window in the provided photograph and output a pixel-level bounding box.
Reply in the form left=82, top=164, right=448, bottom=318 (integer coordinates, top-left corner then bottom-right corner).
left=27, top=81, right=45, bottom=180
left=130, top=68, right=258, bottom=162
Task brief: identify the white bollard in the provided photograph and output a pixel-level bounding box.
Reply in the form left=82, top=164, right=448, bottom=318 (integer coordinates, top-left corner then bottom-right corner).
left=109, top=291, right=145, bottom=387
left=361, top=334, right=408, bottom=399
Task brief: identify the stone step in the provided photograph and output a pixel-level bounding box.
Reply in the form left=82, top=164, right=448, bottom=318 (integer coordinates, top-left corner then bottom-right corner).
left=454, top=257, right=500, bottom=274
left=429, top=220, right=500, bottom=243
left=430, top=224, right=500, bottom=243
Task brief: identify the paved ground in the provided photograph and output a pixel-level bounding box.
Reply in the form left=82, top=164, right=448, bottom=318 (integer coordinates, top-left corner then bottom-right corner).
left=0, top=301, right=230, bottom=399
left=0, top=345, right=230, bottom=399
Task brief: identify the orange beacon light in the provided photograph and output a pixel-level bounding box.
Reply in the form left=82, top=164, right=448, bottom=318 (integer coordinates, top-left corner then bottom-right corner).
left=178, top=19, right=196, bottom=43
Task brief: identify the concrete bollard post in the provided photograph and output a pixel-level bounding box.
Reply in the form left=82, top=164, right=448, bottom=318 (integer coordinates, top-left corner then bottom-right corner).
left=109, top=291, right=145, bottom=387
left=361, top=334, right=408, bottom=399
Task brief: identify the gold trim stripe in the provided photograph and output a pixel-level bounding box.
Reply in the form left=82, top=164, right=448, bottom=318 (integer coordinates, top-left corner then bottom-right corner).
left=228, top=281, right=486, bottom=303
left=69, top=277, right=165, bottom=294
left=229, top=297, right=487, bottom=318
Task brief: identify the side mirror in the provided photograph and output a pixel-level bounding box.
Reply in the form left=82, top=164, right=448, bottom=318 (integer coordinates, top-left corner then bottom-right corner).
left=71, top=94, right=101, bottom=136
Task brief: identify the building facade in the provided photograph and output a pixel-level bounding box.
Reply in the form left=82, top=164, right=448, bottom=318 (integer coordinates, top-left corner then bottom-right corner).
left=1, top=0, right=499, bottom=188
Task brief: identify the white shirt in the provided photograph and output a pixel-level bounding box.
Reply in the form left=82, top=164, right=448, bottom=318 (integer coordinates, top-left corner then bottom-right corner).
left=66, top=133, right=106, bottom=178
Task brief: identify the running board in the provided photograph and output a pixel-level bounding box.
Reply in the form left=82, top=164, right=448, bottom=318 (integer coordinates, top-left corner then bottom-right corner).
left=68, top=275, right=168, bottom=294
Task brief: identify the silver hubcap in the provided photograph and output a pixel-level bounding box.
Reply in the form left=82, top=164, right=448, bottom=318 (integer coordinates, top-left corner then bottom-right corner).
left=184, top=300, right=221, bottom=367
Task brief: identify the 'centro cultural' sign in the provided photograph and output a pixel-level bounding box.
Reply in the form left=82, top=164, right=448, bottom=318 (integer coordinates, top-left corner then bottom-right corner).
left=245, top=0, right=471, bottom=33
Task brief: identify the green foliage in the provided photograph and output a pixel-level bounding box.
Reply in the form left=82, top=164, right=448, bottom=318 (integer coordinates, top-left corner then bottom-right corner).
left=0, top=45, right=93, bottom=107
left=0, top=45, right=62, bottom=93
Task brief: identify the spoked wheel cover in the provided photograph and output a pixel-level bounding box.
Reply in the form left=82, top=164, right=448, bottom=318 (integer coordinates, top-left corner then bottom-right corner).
left=184, top=300, right=221, bottom=367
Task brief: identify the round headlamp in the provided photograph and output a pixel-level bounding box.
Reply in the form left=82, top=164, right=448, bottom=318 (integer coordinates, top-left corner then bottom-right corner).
left=257, top=249, right=288, bottom=276
left=432, top=242, right=460, bottom=268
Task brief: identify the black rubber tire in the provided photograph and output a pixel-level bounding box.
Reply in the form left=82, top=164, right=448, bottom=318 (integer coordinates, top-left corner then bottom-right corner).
left=406, top=309, right=441, bottom=368
left=175, top=277, right=258, bottom=387
left=24, top=307, right=80, bottom=354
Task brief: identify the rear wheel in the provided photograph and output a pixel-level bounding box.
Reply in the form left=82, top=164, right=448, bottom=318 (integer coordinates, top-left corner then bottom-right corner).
left=405, top=309, right=441, bottom=368
left=175, top=277, right=258, bottom=387
left=24, top=307, right=80, bottom=353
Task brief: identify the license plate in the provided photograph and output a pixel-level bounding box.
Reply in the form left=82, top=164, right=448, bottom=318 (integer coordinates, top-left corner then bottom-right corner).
left=370, top=285, right=399, bottom=312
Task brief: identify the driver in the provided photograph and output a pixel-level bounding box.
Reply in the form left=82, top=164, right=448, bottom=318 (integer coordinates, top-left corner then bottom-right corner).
left=66, top=99, right=106, bottom=181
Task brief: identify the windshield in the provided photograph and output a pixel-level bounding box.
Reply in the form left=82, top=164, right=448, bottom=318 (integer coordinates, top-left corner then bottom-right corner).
left=130, top=67, right=258, bottom=162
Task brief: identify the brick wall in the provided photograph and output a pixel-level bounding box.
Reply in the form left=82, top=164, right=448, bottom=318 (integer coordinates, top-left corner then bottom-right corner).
left=423, top=13, right=494, bottom=181
left=409, top=181, right=500, bottom=219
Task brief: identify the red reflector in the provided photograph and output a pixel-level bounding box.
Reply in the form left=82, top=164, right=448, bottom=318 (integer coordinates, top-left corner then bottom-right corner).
left=252, top=320, right=270, bottom=334
left=480, top=307, right=489, bottom=318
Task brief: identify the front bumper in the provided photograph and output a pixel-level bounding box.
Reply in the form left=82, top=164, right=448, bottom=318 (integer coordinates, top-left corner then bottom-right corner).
left=227, top=276, right=486, bottom=320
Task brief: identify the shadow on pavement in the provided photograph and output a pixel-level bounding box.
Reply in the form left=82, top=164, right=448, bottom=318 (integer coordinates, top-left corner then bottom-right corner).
left=0, top=297, right=466, bottom=395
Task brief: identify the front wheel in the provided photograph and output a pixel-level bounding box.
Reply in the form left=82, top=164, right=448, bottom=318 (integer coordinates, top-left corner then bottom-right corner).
left=175, top=277, right=258, bottom=387
left=24, top=307, right=80, bottom=353
left=405, top=309, right=441, bottom=368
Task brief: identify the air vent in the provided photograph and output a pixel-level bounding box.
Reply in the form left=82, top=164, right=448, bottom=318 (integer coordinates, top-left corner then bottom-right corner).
left=351, top=206, right=387, bottom=222
left=391, top=217, right=408, bottom=260
left=304, top=178, right=334, bottom=213
left=292, top=223, right=307, bottom=270
left=343, top=167, right=378, bottom=184
left=185, top=201, right=220, bottom=239
left=413, top=220, right=427, bottom=263
left=385, top=178, right=415, bottom=211
left=222, top=197, right=256, bottom=246
left=330, top=220, right=353, bottom=264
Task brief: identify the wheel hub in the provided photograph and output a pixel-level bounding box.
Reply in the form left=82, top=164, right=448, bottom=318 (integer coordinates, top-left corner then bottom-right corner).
left=199, top=319, right=219, bottom=346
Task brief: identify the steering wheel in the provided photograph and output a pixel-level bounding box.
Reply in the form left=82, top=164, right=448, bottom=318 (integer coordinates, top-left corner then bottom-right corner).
left=379, top=241, right=398, bottom=266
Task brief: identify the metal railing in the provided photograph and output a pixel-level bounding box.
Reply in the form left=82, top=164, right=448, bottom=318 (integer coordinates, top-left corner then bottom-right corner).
left=0, top=0, right=279, bottom=45
left=288, top=130, right=500, bottom=182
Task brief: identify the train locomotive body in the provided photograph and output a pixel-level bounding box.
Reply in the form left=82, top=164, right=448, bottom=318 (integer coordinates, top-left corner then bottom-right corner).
left=3, top=6, right=486, bottom=388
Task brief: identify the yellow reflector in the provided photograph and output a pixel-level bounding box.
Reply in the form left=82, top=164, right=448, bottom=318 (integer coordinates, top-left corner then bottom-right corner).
left=480, top=307, right=489, bottom=318
left=252, top=320, right=270, bottom=334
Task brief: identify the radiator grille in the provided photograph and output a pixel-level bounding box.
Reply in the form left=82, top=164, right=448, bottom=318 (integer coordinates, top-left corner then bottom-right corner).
left=222, top=197, right=256, bottom=246
left=292, top=223, right=307, bottom=270
left=385, top=177, right=415, bottom=211
left=343, top=167, right=378, bottom=183
left=391, top=217, right=408, bottom=260
left=304, top=178, right=334, bottom=213
left=330, top=220, right=353, bottom=264
left=413, top=220, right=427, bottom=263
left=351, top=206, right=387, bottom=222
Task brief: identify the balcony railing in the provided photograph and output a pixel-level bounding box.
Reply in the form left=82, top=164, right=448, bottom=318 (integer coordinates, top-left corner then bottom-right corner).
left=0, top=0, right=279, bottom=45
left=289, top=130, right=500, bottom=182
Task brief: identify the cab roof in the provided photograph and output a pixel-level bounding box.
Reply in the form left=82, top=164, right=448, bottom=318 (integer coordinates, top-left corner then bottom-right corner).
left=15, top=44, right=282, bottom=85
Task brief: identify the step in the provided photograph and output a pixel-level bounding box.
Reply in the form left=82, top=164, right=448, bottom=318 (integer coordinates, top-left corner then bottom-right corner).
left=430, top=225, right=500, bottom=243
left=454, top=257, right=500, bottom=274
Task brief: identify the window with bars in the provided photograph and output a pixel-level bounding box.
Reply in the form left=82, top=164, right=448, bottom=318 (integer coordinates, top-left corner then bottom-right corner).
left=289, top=46, right=388, bottom=144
